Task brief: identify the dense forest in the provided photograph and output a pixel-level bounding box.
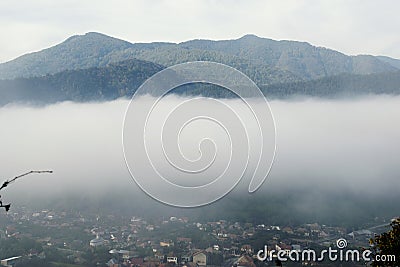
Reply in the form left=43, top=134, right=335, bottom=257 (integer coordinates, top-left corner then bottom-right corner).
left=0, top=59, right=163, bottom=106
left=1, top=32, right=400, bottom=105
left=1, top=58, right=400, bottom=106
left=1, top=33, right=398, bottom=81
left=262, top=71, right=400, bottom=98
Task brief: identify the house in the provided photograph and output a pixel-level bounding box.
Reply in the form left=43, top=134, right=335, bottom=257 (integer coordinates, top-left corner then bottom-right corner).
left=181, top=255, right=191, bottom=263
left=275, top=244, right=292, bottom=256
left=282, top=227, right=294, bottom=234
left=230, top=246, right=240, bottom=257
left=146, top=225, right=155, bottom=231
left=192, top=252, right=206, bottom=266
left=318, top=231, right=329, bottom=238
left=155, top=252, right=165, bottom=261
left=307, top=223, right=321, bottom=234
left=1, top=256, right=22, bottom=267
left=120, top=250, right=131, bottom=260
left=166, top=257, right=178, bottom=264
left=241, top=244, right=253, bottom=254
left=233, top=255, right=256, bottom=267
left=160, top=240, right=174, bottom=247
left=90, top=235, right=105, bottom=247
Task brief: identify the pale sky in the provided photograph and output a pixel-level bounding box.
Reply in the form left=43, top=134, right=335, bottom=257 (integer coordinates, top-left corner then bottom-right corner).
left=0, top=0, right=399, bottom=63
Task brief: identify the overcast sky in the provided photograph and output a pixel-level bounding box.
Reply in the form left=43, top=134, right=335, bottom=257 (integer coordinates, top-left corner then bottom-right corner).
left=0, top=0, right=399, bottom=63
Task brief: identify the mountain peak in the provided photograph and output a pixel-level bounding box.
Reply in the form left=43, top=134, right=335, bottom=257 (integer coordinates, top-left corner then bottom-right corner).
left=64, top=32, right=131, bottom=45
left=239, top=34, right=261, bottom=39
left=85, top=31, right=106, bottom=36
left=0, top=32, right=134, bottom=79
left=0, top=32, right=399, bottom=81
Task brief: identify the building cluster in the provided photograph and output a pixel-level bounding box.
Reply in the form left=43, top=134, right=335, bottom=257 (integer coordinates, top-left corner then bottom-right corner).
left=0, top=207, right=385, bottom=267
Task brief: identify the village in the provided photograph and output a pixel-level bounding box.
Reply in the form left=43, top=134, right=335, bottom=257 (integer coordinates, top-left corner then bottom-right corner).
left=0, top=205, right=386, bottom=267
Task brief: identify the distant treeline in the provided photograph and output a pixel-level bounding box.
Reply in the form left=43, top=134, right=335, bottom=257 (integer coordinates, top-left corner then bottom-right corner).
left=1, top=59, right=400, bottom=106
left=0, top=59, right=163, bottom=106
left=263, top=71, right=400, bottom=98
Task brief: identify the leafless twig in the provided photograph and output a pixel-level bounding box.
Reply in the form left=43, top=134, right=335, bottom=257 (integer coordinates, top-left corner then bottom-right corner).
left=0, top=170, right=53, bottom=191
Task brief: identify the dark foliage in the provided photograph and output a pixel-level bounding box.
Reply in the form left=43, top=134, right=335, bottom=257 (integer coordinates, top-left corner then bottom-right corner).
left=370, top=218, right=400, bottom=267
left=1, top=58, right=400, bottom=106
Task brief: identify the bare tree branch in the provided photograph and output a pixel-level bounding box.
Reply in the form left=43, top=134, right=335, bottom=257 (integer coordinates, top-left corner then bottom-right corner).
left=0, top=170, right=53, bottom=191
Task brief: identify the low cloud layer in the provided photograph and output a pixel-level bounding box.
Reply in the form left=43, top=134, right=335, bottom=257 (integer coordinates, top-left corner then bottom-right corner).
left=0, top=96, right=399, bottom=205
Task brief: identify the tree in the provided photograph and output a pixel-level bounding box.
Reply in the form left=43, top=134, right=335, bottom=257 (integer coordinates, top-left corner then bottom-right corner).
left=369, top=218, right=400, bottom=267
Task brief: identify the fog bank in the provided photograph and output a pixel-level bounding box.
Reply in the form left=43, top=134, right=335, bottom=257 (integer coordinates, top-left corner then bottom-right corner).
left=0, top=95, right=399, bottom=204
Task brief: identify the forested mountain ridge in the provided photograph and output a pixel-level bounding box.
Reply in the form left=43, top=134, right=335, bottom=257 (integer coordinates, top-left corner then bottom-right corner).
left=1, top=58, right=399, bottom=106
left=180, top=34, right=399, bottom=79
left=377, top=55, right=400, bottom=69
left=1, top=32, right=399, bottom=82
left=0, top=59, right=163, bottom=106
left=1, top=32, right=399, bottom=106
left=263, top=71, right=400, bottom=98
left=0, top=32, right=134, bottom=79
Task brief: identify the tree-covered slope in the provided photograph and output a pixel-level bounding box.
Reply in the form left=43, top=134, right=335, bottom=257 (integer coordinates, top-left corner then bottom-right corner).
left=0, top=32, right=134, bottom=79
left=0, top=59, right=163, bottom=106
left=263, top=71, right=400, bottom=98
left=0, top=32, right=398, bottom=83
left=0, top=33, right=299, bottom=85
left=377, top=55, right=400, bottom=69
left=1, top=58, right=399, bottom=106
left=181, top=34, right=399, bottom=79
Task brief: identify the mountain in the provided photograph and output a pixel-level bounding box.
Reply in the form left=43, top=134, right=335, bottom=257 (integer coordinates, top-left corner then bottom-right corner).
left=0, top=32, right=398, bottom=82
left=0, top=59, right=163, bottom=106
left=263, top=71, right=400, bottom=98
left=0, top=33, right=299, bottom=85
left=0, top=32, right=133, bottom=79
left=1, top=59, right=399, bottom=106
left=180, top=34, right=398, bottom=79
left=1, top=32, right=400, bottom=106
left=377, top=56, right=400, bottom=69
